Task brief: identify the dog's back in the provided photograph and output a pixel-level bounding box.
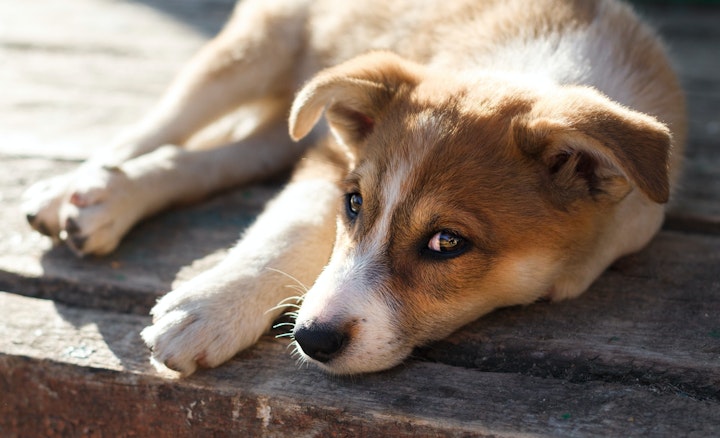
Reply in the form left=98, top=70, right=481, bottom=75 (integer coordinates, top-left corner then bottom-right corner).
left=297, top=0, right=684, bottom=151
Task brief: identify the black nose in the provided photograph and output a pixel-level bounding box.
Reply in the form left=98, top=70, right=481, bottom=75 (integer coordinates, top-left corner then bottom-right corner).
left=293, top=323, right=348, bottom=363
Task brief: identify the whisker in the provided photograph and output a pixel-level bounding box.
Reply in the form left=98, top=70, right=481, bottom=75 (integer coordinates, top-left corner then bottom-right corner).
left=262, top=273, right=310, bottom=366
left=265, top=302, right=301, bottom=314
left=267, top=267, right=310, bottom=295
left=291, top=347, right=303, bottom=360
left=264, top=268, right=309, bottom=319
left=279, top=299, right=302, bottom=309
left=277, top=295, right=299, bottom=303
left=285, top=285, right=308, bottom=295
left=275, top=294, right=304, bottom=306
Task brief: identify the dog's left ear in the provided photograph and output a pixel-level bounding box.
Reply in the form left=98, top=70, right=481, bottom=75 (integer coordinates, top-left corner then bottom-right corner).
left=289, top=51, right=423, bottom=149
left=518, top=87, right=672, bottom=205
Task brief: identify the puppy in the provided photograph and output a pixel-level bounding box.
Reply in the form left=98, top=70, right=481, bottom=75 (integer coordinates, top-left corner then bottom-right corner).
left=23, top=0, right=685, bottom=375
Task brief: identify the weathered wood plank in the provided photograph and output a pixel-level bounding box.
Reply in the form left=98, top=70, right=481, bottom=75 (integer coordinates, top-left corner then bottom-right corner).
left=639, top=5, right=720, bottom=225
left=1, top=292, right=719, bottom=437
left=0, top=0, right=233, bottom=160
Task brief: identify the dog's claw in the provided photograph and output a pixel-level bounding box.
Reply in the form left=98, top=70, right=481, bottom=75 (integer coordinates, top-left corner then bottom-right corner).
left=26, top=212, right=53, bottom=237
left=37, top=221, right=53, bottom=237
left=63, top=216, right=89, bottom=253
left=65, top=217, right=80, bottom=234
left=68, top=234, right=88, bottom=253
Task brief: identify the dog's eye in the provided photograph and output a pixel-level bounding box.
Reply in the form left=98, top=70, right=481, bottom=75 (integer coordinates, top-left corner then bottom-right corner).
left=346, top=192, right=363, bottom=219
left=427, top=230, right=468, bottom=256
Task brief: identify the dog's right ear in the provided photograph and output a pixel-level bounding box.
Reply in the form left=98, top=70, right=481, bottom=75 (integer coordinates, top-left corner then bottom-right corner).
left=289, top=51, right=423, bottom=149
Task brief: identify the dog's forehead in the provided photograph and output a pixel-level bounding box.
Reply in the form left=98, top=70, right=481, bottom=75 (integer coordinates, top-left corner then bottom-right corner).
left=364, top=94, right=517, bottom=186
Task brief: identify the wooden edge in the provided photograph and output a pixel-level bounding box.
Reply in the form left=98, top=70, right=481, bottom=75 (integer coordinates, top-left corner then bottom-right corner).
left=1, top=292, right=719, bottom=437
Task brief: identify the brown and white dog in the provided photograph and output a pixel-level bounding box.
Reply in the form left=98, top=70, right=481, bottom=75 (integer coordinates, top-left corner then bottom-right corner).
left=22, top=0, right=685, bottom=375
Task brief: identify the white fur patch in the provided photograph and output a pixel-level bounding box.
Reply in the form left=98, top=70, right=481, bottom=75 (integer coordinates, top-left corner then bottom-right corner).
left=296, top=153, right=432, bottom=373
left=296, top=245, right=410, bottom=373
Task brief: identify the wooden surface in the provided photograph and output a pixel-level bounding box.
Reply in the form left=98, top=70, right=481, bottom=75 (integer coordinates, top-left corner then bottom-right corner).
left=0, top=1, right=719, bottom=436
left=2, top=292, right=719, bottom=437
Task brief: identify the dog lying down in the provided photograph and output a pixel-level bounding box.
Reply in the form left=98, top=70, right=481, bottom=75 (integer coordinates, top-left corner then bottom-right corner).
left=23, top=0, right=685, bottom=376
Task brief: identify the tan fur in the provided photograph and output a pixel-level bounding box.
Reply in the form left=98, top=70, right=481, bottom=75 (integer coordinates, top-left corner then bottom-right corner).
left=23, top=0, right=684, bottom=375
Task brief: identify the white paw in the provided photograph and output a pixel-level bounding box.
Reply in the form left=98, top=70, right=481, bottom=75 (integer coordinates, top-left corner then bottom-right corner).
left=141, top=281, right=266, bottom=376
left=23, top=166, right=145, bottom=256
left=57, top=166, right=146, bottom=256
left=22, top=173, right=73, bottom=241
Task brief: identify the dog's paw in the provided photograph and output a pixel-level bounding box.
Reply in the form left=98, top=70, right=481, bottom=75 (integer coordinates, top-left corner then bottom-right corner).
left=57, top=166, right=144, bottom=256
left=141, top=284, right=263, bottom=376
left=22, top=173, right=74, bottom=240
left=23, top=166, right=145, bottom=256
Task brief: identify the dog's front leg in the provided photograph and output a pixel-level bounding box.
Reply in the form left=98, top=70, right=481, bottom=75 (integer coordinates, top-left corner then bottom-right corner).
left=141, top=176, right=340, bottom=376
left=23, top=0, right=307, bottom=252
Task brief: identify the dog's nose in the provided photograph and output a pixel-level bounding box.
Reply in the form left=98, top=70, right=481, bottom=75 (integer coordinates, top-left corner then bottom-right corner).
left=293, top=323, right=348, bottom=363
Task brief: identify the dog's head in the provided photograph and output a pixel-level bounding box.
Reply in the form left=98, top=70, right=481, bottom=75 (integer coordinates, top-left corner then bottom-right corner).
left=288, top=52, right=672, bottom=374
